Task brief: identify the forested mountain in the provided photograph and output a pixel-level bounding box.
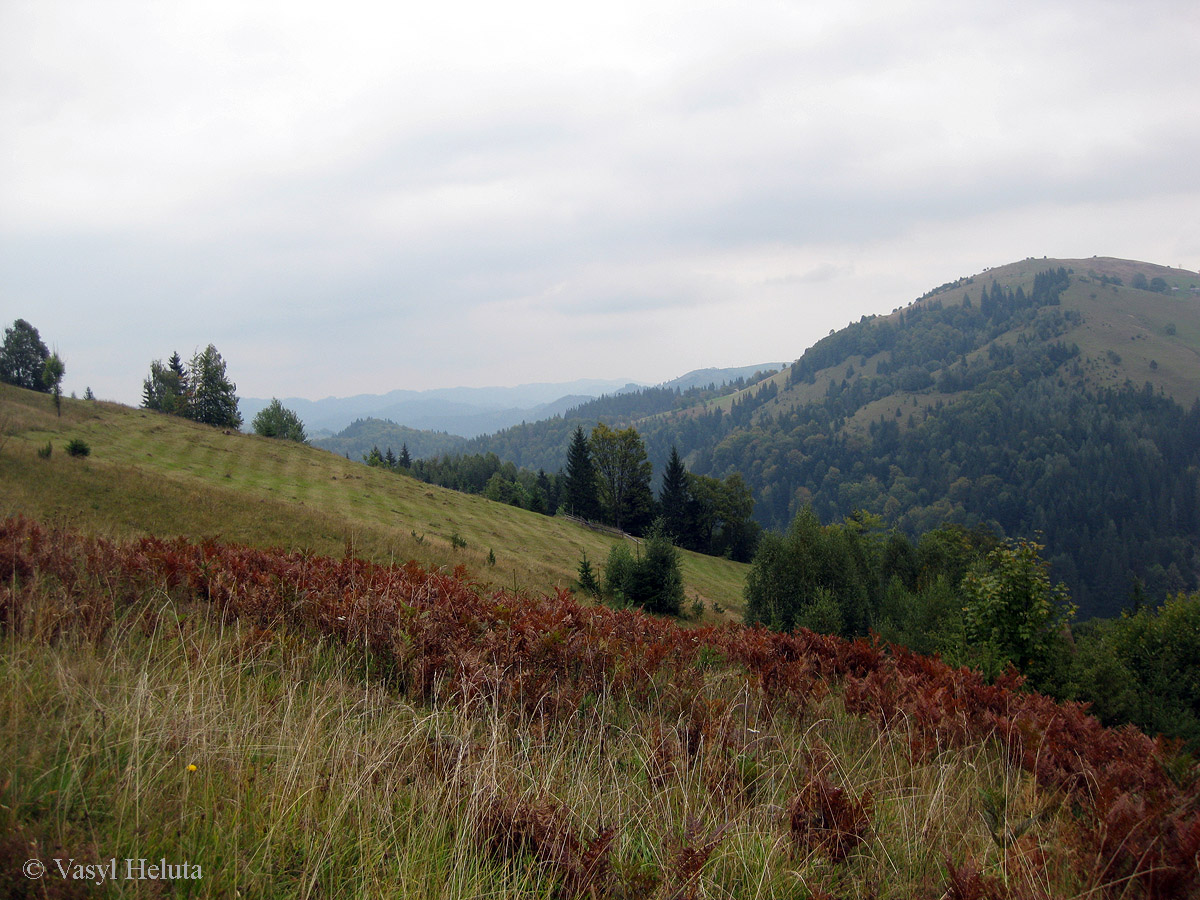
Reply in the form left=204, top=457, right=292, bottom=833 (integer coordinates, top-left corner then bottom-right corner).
left=471, top=258, right=1200, bottom=619
left=313, top=417, right=467, bottom=461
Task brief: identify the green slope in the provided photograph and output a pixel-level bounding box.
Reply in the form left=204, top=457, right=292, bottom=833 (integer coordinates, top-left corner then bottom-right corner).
left=746, top=256, right=1200, bottom=428
left=0, top=383, right=748, bottom=616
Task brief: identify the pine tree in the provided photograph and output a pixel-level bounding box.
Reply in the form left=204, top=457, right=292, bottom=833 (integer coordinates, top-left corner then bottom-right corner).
left=399, top=444, right=412, bottom=468
left=143, top=357, right=186, bottom=415
left=659, top=446, right=692, bottom=543
left=564, top=425, right=599, bottom=520
left=251, top=398, right=307, bottom=442
left=186, top=345, right=241, bottom=428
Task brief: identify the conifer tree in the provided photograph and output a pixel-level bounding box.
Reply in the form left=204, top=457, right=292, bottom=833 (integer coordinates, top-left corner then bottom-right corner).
left=142, top=353, right=188, bottom=415
left=564, top=424, right=599, bottom=520
left=659, top=445, right=693, bottom=544
left=186, top=344, right=241, bottom=428
left=252, top=398, right=307, bottom=442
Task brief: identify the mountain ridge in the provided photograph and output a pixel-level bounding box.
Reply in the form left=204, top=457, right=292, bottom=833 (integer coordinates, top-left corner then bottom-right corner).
left=463, top=257, right=1200, bottom=619
left=246, top=364, right=787, bottom=439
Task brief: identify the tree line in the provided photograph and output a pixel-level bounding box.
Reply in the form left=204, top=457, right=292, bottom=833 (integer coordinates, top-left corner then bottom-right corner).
left=142, top=346, right=307, bottom=442
left=363, top=421, right=761, bottom=563
left=745, top=504, right=1200, bottom=750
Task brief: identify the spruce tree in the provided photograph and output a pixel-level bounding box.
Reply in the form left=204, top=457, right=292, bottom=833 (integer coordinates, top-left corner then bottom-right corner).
left=659, top=446, right=692, bottom=544
left=186, top=344, right=241, bottom=428
left=564, top=425, right=599, bottom=520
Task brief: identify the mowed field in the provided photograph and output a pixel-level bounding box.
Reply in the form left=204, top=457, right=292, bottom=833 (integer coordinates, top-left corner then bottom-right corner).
left=0, top=383, right=748, bottom=617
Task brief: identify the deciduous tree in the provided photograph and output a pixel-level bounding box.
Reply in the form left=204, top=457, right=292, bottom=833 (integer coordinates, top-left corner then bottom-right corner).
left=42, top=352, right=65, bottom=416
left=0, top=319, right=50, bottom=391
left=589, top=423, right=653, bottom=533
left=962, top=538, right=1075, bottom=685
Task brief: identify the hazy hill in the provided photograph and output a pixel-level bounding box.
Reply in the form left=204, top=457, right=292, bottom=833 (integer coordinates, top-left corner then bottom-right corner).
left=241, top=378, right=638, bottom=438
left=306, top=364, right=787, bottom=463
left=471, top=258, right=1200, bottom=619
left=312, top=417, right=468, bottom=462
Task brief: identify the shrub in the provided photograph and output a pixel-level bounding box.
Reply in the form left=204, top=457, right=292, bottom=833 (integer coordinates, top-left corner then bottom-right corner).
left=36, top=441, right=51, bottom=459
left=65, top=438, right=90, bottom=458
left=602, top=521, right=684, bottom=615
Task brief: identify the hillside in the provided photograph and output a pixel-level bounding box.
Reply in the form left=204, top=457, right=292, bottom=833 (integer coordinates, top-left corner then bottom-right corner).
left=469, top=258, right=1200, bottom=619
left=0, top=383, right=748, bottom=615
left=4, top=518, right=1197, bottom=899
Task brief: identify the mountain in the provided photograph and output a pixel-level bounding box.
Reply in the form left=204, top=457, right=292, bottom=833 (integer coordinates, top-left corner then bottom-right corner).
left=469, top=258, right=1200, bottom=619
left=241, top=378, right=638, bottom=438
left=660, top=363, right=789, bottom=392
left=300, top=364, right=787, bottom=461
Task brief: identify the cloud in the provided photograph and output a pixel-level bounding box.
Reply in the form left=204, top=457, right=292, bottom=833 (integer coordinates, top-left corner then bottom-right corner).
left=1, top=0, right=1198, bottom=405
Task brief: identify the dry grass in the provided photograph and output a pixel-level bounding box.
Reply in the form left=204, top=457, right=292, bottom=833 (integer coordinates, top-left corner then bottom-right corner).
left=1, top=585, right=1083, bottom=899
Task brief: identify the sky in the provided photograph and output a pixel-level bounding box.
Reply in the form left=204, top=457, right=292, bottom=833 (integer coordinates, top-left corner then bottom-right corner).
left=2, top=0, right=1199, bottom=407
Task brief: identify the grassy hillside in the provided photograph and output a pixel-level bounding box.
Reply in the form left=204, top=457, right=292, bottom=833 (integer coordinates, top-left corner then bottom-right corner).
left=4, top=519, right=1196, bottom=899
left=0, top=384, right=748, bottom=616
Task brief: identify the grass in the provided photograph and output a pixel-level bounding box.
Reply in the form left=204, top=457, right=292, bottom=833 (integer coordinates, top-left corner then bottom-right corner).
left=4, top=517, right=1192, bottom=899
left=0, top=573, right=1066, bottom=900
left=0, top=383, right=748, bottom=618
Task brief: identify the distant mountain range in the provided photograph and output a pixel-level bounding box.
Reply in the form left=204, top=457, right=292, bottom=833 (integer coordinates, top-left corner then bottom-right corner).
left=243, top=364, right=786, bottom=440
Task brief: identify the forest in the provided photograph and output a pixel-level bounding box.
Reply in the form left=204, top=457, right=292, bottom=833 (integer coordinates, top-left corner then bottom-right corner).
left=739, top=505, right=1200, bottom=751
left=465, top=267, right=1200, bottom=620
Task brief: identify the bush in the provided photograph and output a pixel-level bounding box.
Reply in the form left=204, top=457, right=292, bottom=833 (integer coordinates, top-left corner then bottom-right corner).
left=36, top=441, right=51, bottom=459
left=65, top=438, right=90, bottom=457
left=602, top=520, right=684, bottom=615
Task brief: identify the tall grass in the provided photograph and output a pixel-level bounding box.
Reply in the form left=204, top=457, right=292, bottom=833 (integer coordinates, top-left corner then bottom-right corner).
left=6, top=519, right=1193, bottom=898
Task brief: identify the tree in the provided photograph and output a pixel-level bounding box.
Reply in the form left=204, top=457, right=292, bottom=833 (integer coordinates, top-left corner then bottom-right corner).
left=589, top=423, right=653, bottom=533
left=399, top=444, right=412, bottom=468
left=0, top=319, right=50, bottom=391
left=961, top=538, right=1075, bottom=686
left=658, top=446, right=693, bottom=543
left=743, top=507, right=872, bottom=636
left=252, top=398, right=307, bottom=442
left=563, top=425, right=600, bottom=519
left=601, top=521, right=684, bottom=616
left=142, top=352, right=188, bottom=415
left=186, top=345, right=241, bottom=428
left=42, top=352, right=65, bottom=416
left=632, top=520, right=685, bottom=615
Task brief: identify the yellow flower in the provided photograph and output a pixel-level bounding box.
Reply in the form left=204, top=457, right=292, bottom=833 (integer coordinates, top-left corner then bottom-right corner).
left=187, top=764, right=198, bottom=772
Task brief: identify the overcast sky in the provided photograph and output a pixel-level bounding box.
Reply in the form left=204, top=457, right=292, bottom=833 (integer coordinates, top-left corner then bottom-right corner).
left=2, top=0, right=1198, bottom=406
